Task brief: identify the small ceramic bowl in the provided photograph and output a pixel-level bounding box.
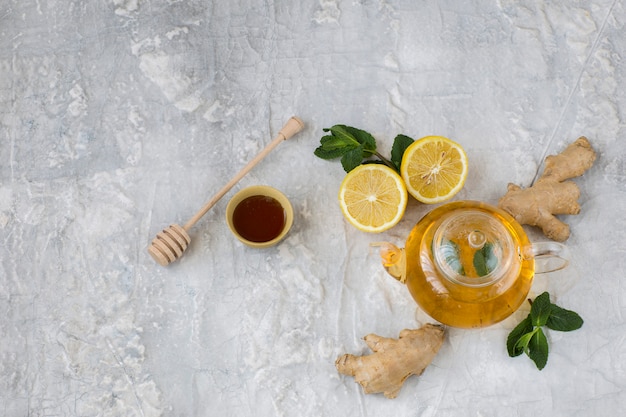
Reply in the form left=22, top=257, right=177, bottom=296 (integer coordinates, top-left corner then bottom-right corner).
left=225, top=185, right=294, bottom=248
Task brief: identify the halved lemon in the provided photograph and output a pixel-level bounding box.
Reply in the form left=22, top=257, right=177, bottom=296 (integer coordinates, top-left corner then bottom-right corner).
left=338, top=164, right=408, bottom=233
left=400, top=136, right=468, bottom=204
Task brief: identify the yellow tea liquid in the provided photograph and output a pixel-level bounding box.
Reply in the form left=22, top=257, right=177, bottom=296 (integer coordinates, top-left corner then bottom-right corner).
left=404, top=201, right=535, bottom=328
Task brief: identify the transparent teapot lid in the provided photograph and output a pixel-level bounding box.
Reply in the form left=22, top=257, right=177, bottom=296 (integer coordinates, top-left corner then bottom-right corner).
left=432, top=209, right=515, bottom=287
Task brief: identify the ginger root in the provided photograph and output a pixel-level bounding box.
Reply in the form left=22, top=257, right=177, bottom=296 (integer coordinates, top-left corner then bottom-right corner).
left=498, top=137, right=596, bottom=242
left=335, top=323, right=445, bottom=399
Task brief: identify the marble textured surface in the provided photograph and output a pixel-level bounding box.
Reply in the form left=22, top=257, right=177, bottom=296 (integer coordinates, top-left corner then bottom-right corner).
left=2, top=0, right=625, bottom=416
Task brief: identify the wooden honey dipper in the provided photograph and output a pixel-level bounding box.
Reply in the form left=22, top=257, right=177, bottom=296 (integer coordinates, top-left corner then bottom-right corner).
left=148, top=116, right=304, bottom=266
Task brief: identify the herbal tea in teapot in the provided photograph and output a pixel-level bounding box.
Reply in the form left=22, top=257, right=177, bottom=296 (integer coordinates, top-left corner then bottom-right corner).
left=377, top=201, right=568, bottom=328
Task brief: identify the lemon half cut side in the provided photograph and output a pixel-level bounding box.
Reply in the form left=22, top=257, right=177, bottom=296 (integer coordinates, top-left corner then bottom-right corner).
left=338, top=164, right=408, bottom=233
left=400, top=136, right=468, bottom=204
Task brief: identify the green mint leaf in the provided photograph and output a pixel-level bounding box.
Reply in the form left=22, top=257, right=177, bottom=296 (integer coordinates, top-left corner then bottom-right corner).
left=473, top=250, right=487, bottom=277
left=528, top=327, right=549, bottom=370
left=530, top=292, right=553, bottom=327
left=439, top=239, right=464, bottom=276
left=319, top=130, right=356, bottom=150
left=315, top=125, right=378, bottom=171
left=546, top=304, right=584, bottom=332
left=514, top=331, right=535, bottom=356
left=324, top=126, right=361, bottom=148
left=341, top=147, right=367, bottom=172
left=313, top=129, right=360, bottom=160
left=484, top=244, right=499, bottom=272
left=314, top=139, right=349, bottom=160
left=507, top=292, right=583, bottom=370
left=342, top=126, right=376, bottom=155
left=473, top=243, right=498, bottom=277
left=332, top=125, right=377, bottom=155
left=507, top=314, right=533, bottom=357
left=390, top=134, right=414, bottom=171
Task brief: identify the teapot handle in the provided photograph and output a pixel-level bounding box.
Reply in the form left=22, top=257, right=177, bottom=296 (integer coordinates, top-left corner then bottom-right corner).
left=529, top=241, right=570, bottom=274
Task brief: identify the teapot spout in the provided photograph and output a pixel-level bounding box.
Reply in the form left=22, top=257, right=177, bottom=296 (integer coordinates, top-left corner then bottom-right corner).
left=371, top=242, right=407, bottom=283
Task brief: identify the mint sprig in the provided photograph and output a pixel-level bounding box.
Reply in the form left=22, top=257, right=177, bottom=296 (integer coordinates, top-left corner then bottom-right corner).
left=314, top=125, right=414, bottom=173
left=507, top=292, right=583, bottom=370
left=390, top=134, right=414, bottom=172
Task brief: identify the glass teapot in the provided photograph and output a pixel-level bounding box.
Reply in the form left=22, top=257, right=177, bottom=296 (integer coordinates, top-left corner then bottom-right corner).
left=374, top=200, right=569, bottom=328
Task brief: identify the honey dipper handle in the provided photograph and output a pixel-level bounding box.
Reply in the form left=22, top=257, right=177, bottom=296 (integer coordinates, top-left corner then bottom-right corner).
left=183, top=116, right=304, bottom=231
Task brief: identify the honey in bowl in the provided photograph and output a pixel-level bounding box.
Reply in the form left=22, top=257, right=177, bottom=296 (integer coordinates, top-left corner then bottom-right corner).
left=226, top=185, right=294, bottom=248
left=232, top=195, right=285, bottom=242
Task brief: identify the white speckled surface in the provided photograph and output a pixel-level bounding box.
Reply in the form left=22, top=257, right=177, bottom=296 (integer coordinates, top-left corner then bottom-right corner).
left=2, top=1, right=625, bottom=415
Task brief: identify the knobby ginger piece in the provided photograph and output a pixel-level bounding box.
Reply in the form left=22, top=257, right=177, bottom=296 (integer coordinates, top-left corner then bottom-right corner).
left=335, top=323, right=445, bottom=399
left=498, top=137, right=596, bottom=242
